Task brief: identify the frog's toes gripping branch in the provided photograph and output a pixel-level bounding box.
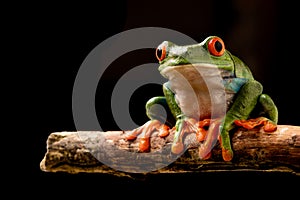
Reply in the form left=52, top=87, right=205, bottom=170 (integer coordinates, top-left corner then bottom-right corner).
left=218, top=117, right=277, bottom=162
left=197, top=119, right=223, bottom=160
left=125, top=117, right=212, bottom=155
left=125, top=119, right=170, bottom=152
left=170, top=117, right=223, bottom=160
left=170, top=117, right=206, bottom=154
left=234, top=117, right=277, bottom=132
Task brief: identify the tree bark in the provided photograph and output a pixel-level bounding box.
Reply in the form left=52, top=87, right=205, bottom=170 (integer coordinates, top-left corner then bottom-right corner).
left=40, top=125, right=300, bottom=177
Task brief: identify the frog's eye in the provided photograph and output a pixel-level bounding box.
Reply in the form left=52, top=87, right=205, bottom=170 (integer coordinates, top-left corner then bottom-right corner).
left=208, top=37, right=225, bottom=56
left=156, top=45, right=167, bottom=61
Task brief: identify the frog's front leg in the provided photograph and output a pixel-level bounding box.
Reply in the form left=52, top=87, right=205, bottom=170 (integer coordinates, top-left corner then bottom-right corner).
left=125, top=96, right=170, bottom=152
left=163, top=83, right=206, bottom=155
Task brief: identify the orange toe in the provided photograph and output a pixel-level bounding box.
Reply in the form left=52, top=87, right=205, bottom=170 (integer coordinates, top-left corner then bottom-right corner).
left=222, top=148, right=233, bottom=161
left=196, top=127, right=207, bottom=142
left=171, top=142, right=184, bottom=155
left=199, top=119, right=211, bottom=127
left=158, top=124, right=170, bottom=137
left=264, top=121, right=277, bottom=132
left=125, top=134, right=137, bottom=141
left=139, top=137, right=150, bottom=152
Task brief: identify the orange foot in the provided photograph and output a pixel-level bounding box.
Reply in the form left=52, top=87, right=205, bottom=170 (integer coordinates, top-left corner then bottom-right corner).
left=125, top=120, right=170, bottom=152
left=197, top=118, right=222, bottom=160
left=172, top=118, right=222, bottom=160
left=234, top=117, right=277, bottom=132
left=170, top=117, right=214, bottom=155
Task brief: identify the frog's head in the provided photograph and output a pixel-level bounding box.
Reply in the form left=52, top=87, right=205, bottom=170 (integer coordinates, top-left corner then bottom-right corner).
left=156, top=36, right=253, bottom=80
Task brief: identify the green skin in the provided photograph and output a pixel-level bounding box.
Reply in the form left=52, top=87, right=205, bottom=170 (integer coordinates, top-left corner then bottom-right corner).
left=129, top=36, right=278, bottom=161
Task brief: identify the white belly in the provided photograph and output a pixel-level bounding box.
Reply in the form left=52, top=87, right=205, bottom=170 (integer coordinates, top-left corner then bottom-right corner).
left=161, top=64, right=229, bottom=120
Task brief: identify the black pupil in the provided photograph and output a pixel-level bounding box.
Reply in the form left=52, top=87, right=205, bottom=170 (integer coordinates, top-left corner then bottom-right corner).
left=157, top=48, right=162, bottom=58
left=215, top=41, right=222, bottom=52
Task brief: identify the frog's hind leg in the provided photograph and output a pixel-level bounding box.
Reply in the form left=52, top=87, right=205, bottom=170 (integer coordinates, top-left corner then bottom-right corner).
left=234, top=94, right=278, bottom=132
left=258, top=93, right=278, bottom=131
left=220, top=80, right=264, bottom=161
left=125, top=96, right=171, bottom=152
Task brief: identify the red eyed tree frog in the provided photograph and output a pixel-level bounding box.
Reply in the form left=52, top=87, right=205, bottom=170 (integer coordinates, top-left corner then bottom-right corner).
left=126, top=36, right=278, bottom=161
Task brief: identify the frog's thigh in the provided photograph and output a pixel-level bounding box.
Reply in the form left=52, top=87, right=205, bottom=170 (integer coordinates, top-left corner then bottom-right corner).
left=258, top=94, right=278, bottom=124
left=225, top=80, right=263, bottom=123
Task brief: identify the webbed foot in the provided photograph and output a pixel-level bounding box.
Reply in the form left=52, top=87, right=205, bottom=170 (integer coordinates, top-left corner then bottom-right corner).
left=171, top=117, right=204, bottom=154
left=234, top=117, right=277, bottom=132
left=125, top=120, right=170, bottom=152
left=171, top=118, right=219, bottom=158
left=198, top=118, right=222, bottom=160
left=197, top=118, right=234, bottom=161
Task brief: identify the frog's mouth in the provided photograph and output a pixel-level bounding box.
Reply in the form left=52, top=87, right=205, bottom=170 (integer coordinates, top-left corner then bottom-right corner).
left=160, top=63, right=232, bottom=81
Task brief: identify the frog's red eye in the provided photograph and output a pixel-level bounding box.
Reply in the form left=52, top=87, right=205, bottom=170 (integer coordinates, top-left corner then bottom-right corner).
left=208, top=37, right=225, bottom=56
left=156, top=45, right=166, bottom=61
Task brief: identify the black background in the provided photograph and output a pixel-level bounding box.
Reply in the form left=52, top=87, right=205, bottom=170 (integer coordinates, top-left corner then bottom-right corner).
left=11, top=0, right=300, bottom=198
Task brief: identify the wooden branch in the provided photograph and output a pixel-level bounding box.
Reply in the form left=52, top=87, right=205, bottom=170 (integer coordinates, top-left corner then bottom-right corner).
left=40, top=125, right=300, bottom=177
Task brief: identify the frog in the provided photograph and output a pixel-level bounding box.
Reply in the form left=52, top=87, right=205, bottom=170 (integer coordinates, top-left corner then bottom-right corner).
left=125, top=36, right=278, bottom=161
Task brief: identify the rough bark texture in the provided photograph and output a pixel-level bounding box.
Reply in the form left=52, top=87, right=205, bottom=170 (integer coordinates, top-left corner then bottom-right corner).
left=40, top=125, right=300, bottom=177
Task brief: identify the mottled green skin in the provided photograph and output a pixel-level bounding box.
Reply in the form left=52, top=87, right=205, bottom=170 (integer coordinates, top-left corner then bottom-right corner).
left=147, top=36, right=278, bottom=161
